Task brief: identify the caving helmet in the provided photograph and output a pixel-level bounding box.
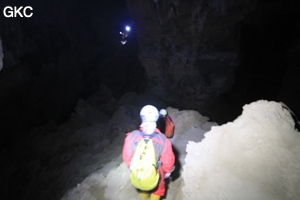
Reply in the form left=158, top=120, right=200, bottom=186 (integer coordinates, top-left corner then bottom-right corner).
left=159, top=109, right=168, bottom=117
left=140, top=105, right=159, bottom=123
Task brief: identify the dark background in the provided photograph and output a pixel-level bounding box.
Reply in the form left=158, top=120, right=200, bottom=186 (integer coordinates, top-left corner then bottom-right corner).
left=0, top=0, right=299, bottom=149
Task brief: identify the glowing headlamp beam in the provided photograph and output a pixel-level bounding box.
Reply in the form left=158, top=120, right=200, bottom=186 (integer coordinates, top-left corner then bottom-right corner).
left=125, top=26, right=131, bottom=32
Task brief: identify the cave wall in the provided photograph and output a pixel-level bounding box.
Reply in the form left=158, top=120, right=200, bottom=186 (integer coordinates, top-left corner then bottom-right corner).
left=214, top=0, right=300, bottom=123
left=125, top=0, right=300, bottom=122
left=125, top=0, right=258, bottom=112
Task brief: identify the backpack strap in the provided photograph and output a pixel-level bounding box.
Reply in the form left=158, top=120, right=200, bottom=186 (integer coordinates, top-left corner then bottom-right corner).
left=129, top=130, right=166, bottom=164
left=138, top=131, right=163, bottom=170
left=128, top=130, right=155, bottom=150
left=140, top=131, right=158, bottom=141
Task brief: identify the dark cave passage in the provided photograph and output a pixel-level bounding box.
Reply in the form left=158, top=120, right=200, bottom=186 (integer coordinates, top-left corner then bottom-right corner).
left=211, top=0, right=300, bottom=124
left=0, top=0, right=299, bottom=149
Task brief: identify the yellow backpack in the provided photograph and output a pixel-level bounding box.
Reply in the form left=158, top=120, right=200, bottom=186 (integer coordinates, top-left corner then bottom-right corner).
left=130, top=133, right=159, bottom=191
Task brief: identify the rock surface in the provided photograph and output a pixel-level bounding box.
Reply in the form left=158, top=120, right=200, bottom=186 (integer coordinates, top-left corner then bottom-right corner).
left=125, top=0, right=300, bottom=120
left=125, top=0, right=258, bottom=108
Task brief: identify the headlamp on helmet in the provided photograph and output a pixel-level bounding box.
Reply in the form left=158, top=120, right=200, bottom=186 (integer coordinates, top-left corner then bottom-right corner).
left=159, top=109, right=168, bottom=117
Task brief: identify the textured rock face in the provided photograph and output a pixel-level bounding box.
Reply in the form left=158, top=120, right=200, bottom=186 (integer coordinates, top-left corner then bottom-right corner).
left=183, top=100, right=300, bottom=200
left=125, top=0, right=258, bottom=110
